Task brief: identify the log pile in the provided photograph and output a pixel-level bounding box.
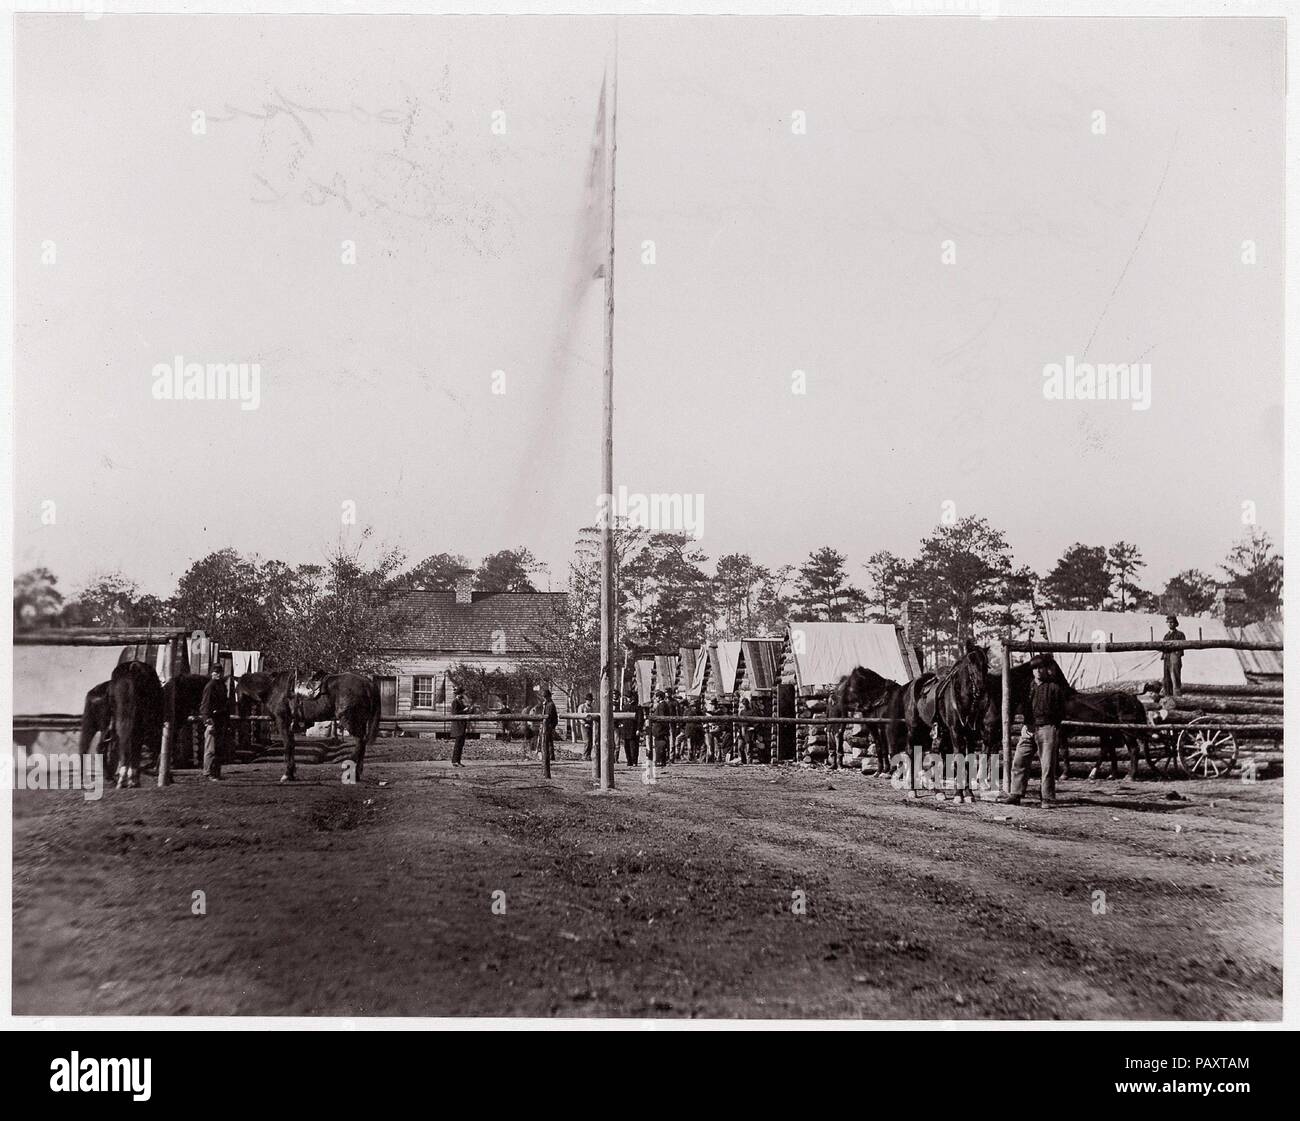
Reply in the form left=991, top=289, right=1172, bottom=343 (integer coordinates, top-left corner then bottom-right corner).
left=779, top=644, right=803, bottom=760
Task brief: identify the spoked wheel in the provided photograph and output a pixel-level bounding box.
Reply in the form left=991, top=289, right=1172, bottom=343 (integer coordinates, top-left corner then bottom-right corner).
left=1177, top=718, right=1239, bottom=779
left=1146, top=726, right=1184, bottom=779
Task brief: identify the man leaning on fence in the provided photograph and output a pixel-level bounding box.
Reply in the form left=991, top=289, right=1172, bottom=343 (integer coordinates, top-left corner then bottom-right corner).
left=1006, top=655, right=1064, bottom=808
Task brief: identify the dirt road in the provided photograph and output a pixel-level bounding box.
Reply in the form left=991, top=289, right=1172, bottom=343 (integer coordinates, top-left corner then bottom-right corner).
left=12, top=737, right=1282, bottom=1019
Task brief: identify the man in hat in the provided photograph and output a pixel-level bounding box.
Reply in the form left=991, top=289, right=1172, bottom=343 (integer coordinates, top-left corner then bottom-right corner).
left=1162, top=615, right=1186, bottom=699
left=651, top=690, right=672, bottom=767
left=614, top=691, right=636, bottom=767
left=578, top=691, right=595, bottom=760
left=199, top=664, right=229, bottom=782
left=1007, top=655, right=1065, bottom=807
left=450, top=683, right=469, bottom=767
left=737, top=696, right=755, bottom=765
left=540, top=688, right=558, bottom=766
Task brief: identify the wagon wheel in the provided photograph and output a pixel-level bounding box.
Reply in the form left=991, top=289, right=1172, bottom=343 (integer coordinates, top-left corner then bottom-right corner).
left=1177, top=718, right=1238, bottom=779
left=1145, top=724, right=1183, bottom=779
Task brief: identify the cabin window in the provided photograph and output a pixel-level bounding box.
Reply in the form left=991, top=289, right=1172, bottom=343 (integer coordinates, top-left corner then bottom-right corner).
left=413, top=676, right=434, bottom=708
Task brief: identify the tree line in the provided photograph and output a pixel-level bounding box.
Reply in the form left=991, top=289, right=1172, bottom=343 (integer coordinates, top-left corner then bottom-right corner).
left=13, top=518, right=1282, bottom=692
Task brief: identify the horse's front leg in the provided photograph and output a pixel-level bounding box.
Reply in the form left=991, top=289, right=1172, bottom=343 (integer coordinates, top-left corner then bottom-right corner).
left=279, top=712, right=296, bottom=783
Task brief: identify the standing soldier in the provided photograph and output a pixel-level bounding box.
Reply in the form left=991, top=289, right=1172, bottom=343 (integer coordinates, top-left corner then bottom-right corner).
left=450, top=683, right=468, bottom=768
left=540, top=688, right=558, bottom=769
left=1162, top=615, right=1186, bottom=699
left=737, top=696, right=754, bottom=765
left=651, top=690, right=672, bottom=767
left=703, top=696, right=719, bottom=763
left=579, top=692, right=595, bottom=761
left=1006, top=655, right=1064, bottom=808
left=687, top=696, right=707, bottom=761
left=613, top=692, right=633, bottom=767
left=199, top=664, right=228, bottom=782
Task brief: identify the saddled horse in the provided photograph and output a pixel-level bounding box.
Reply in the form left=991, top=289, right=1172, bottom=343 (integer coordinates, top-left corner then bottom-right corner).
left=293, top=672, right=382, bottom=781
left=108, top=660, right=164, bottom=789
left=905, top=641, right=990, bottom=802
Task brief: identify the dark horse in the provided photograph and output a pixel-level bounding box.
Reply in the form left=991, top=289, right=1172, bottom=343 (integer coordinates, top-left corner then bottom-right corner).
left=163, top=674, right=211, bottom=768
left=906, top=641, right=990, bottom=802
left=78, top=680, right=114, bottom=774
left=237, top=670, right=381, bottom=782
left=235, top=671, right=299, bottom=781
left=293, top=672, right=382, bottom=781
left=108, top=660, right=164, bottom=789
left=983, top=658, right=1154, bottom=781
left=828, top=666, right=919, bottom=775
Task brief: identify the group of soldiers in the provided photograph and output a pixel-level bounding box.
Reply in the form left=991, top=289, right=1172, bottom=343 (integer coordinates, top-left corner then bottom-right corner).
left=576, top=689, right=770, bottom=767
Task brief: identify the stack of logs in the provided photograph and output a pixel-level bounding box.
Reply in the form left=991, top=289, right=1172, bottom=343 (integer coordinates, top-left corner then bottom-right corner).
left=794, top=687, right=873, bottom=765
left=1065, top=679, right=1284, bottom=773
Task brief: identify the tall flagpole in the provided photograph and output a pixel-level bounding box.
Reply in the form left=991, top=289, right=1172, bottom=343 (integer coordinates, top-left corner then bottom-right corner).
left=599, top=34, right=619, bottom=791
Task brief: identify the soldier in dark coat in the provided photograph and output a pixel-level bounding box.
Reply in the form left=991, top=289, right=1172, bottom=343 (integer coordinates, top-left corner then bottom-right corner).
left=1162, top=615, right=1186, bottom=698
left=540, top=689, right=558, bottom=765
left=579, top=692, right=595, bottom=760
left=1007, top=656, right=1065, bottom=807
left=617, top=692, right=640, bottom=766
left=651, top=690, right=672, bottom=767
left=451, top=684, right=468, bottom=767
left=199, top=665, right=228, bottom=781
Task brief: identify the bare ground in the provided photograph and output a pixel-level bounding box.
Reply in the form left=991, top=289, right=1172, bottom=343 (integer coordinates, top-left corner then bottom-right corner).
left=12, top=735, right=1282, bottom=1020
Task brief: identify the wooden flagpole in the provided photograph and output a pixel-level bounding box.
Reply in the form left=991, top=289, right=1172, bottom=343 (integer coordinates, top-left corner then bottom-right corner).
left=599, top=37, right=619, bottom=792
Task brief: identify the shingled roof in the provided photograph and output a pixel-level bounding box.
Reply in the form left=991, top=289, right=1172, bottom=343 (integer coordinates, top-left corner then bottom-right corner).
left=383, top=590, right=568, bottom=655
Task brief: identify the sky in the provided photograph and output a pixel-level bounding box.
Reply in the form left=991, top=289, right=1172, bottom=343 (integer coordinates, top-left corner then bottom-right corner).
left=13, top=13, right=1285, bottom=600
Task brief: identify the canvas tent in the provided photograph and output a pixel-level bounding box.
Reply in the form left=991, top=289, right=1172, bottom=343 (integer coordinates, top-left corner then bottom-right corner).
left=783, top=621, right=919, bottom=691
left=712, top=640, right=743, bottom=695
left=13, top=645, right=128, bottom=716
left=739, top=638, right=782, bottom=692
left=653, top=655, right=679, bottom=695
left=686, top=645, right=711, bottom=697
left=1039, top=610, right=1248, bottom=689
left=675, top=647, right=698, bottom=693
left=634, top=658, right=656, bottom=704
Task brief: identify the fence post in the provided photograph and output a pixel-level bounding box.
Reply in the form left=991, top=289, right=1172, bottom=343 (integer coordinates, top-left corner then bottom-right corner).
left=1000, top=638, right=1012, bottom=794
left=158, top=720, right=173, bottom=787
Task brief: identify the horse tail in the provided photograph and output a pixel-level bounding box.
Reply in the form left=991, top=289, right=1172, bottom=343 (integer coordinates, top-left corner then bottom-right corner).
left=79, top=683, right=107, bottom=755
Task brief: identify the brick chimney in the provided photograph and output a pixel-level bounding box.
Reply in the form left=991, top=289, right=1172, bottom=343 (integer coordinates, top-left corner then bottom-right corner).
left=454, top=569, right=474, bottom=605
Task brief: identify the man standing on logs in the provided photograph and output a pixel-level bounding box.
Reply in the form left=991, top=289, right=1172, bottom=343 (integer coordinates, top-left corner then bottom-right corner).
left=1162, top=615, right=1186, bottom=699
left=1006, top=655, right=1063, bottom=808
left=200, top=665, right=228, bottom=782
